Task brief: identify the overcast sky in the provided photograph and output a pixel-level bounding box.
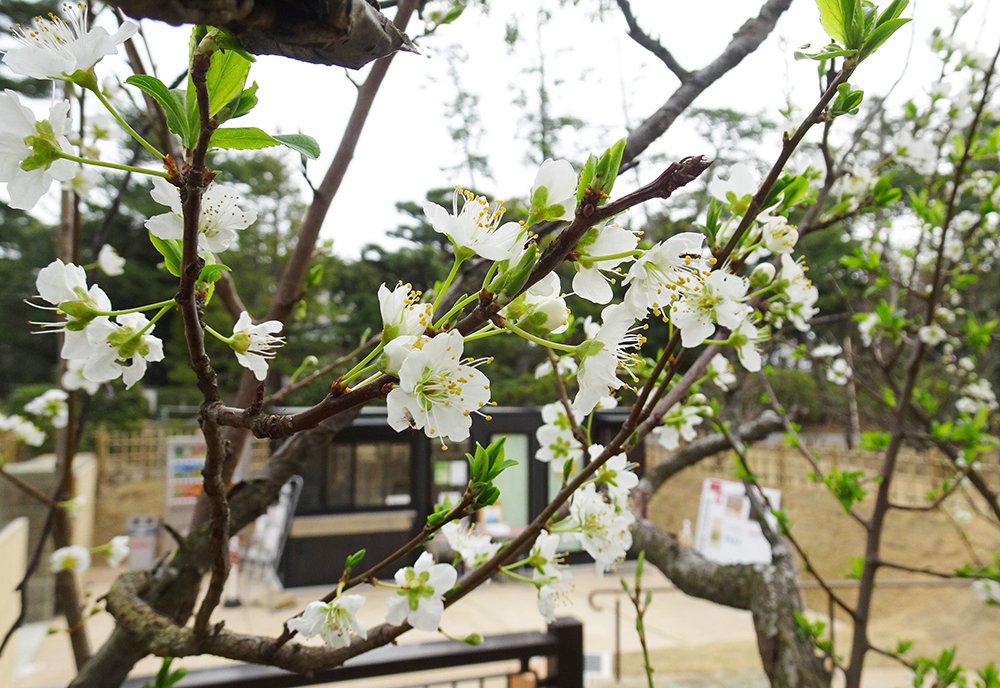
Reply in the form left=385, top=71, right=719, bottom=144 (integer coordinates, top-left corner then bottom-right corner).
left=7, top=1, right=1000, bottom=258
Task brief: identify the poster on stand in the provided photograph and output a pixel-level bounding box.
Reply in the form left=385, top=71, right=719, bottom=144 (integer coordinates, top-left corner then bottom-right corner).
left=165, top=434, right=207, bottom=506
left=694, top=477, right=782, bottom=565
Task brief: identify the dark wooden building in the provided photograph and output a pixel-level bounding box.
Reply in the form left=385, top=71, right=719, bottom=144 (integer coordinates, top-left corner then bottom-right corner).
left=278, top=407, right=643, bottom=587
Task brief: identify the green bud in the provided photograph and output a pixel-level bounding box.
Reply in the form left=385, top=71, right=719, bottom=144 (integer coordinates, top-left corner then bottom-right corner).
left=749, top=263, right=776, bottom=288
left=498, top=245, right=540, bottom=299
left=230, top=331, right=251, bottom=354
left=575, top=338, right=604, bottom=359
left=58, top=301, right=98, bottom=320
left=20, top=123, right=65, bottom=172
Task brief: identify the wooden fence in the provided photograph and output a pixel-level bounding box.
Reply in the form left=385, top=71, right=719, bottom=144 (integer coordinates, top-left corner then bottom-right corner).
left=646, top=441, right=1000, bottom=507
left=94, top=424, right=271, bottom=485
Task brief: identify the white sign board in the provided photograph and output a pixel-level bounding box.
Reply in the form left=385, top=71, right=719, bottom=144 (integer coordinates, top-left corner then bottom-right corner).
left=693, top=478, right=782, bottom=565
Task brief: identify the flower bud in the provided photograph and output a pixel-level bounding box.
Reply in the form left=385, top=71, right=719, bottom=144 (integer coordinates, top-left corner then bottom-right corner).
left=749, top=263, right=776, bottom=288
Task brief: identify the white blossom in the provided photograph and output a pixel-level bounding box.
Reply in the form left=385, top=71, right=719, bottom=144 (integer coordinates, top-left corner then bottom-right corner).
left=670, top=271, right=750, bottom=348
left=527, top=531, right=570, bottom=621
left=62, top=359, right=100, bottom=394
left=145, top=177, right=258, bottom=254
left=568, top=484, right=634, bottom=573
left=654, top=401, right=708, bottom=451
left=288, top=597, right=367, bottom=648
left=50, top=545, right=90, bottom=574
left=709, top=354, right=736, bottom=390
left=760, top=216, right=798, bottom=254
left=592, top=445, right=638, bottom=502
left=230, top=311, right=285, bottom=381
left=857, top=313, right=879, bottom=347
left=918, top=324, right=946, bottom=346
left=424, top=189, right=523, bottom=261
left=573, top=303, right=643, bottom=418
left=826, top=358, right=851, bottom=386
left=3, top=3, right=137, bottom=81
left=105, top=535, right=130, bottom=567
left=504, top=272, right=569, bottom=335
left=812, top=343, right=842, bottom=358
left=624, top=232, right=708, bottom=318
left=96, top=244, right=125, bottom=276
left=972, top=579, right=1000, bottom=606
left=729, top=319, right=763, bottom=372
left=70, top=312, right=164, bottom=389
left=0, top=91, right=75, bottom=210
left=708, top=163, right=757, bottom=204
left=0, top=414, right=45, bottom=446
left=378, top=282, right=432, bottom=341
left=386, top=331, right=491, bottom=445
left=535, top=402, right=584, bottom=467
left=385, top=552, right=457, bottom=631
left=533, top=355, right=577, bottom=380
left=441, top=521, right=500, bottom=567
left=24, top=389, right=69, bottom=428
left=528, top=159, right=578, bottom=223
left=572, top=223, right=638, bottom=304
left=775, top=255, right=819, bottom=332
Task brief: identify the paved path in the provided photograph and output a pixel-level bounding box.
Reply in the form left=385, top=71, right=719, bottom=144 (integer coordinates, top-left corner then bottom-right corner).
left=13, top=562, right=911, bottom=687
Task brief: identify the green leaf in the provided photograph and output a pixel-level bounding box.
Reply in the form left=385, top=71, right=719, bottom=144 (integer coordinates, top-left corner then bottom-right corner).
left=230, top=81, right=259, bottom=119
left=860, top=17, right=911, bottom=58
left=204, top=50, right=252, bottom=117
left=441, top=4, right=465, bottom=24
left=875, top=0, right=909, bottom=27
left=209, top=128, right=321, bottom=159
left=148, top=232, right=183, bottom=277
left=125, top=75, right=189, bottom=144
left=197, top=263, right=230, bottom=285
left=595, top=138, right=626, bottom=199
left=210, top=127, right=281, bottom=151
left=816, top=0, right=846, bottom=43
left=344, top=548, right=366, bottom=571
left=272, top=134, right=321, bottom=159
left=576, top=154, right=597, bottom=203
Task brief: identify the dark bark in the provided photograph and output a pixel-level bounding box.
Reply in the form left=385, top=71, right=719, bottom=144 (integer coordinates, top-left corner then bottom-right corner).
left=633, top=521, right=830, bottom=688
left=109, top=0, right=414, bottom=68
left=69, top=412, right=357, bottom=687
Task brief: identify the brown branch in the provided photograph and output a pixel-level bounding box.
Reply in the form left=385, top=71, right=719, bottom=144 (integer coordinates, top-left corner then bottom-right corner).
left=0, top=466, right=60, bottom=508
left=622, top=0, right=792, bottom=165
left=546, top=346, right=586, bottom=448
left=615, top=0, right=691, bottom=81
left=176, top=49, right=232, bottom=643
left=875, top=560, right=956, bottom=580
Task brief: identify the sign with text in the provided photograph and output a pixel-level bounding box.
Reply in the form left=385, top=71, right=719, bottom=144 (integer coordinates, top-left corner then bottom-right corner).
left=694, top=478, right=782, bottom=565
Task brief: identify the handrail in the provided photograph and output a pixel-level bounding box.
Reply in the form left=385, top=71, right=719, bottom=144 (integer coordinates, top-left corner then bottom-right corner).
left=122, top=618, right=583, bottom=688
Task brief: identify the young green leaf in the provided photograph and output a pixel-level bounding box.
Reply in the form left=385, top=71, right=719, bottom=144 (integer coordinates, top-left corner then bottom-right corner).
left=148, top=233, right=183, bottom=277
left=816, top=0, right=846, bottom=43
left=125, top=75, right=190, bottom=144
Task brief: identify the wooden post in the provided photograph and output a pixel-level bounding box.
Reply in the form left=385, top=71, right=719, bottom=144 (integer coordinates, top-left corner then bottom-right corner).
left=548, top=618, right=584, bottom=688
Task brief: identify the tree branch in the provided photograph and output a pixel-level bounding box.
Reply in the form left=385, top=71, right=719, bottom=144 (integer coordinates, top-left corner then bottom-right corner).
left=615, top=0, right=691, bottom=81
left=109, top=0, right=415, bottom=68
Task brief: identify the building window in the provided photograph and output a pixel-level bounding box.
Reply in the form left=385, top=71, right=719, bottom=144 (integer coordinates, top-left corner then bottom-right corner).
left=297, top=441, right=412, bottom=514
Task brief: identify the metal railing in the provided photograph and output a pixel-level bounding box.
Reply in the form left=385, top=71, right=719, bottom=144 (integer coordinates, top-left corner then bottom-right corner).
left=122, top=618, right=583, bottom=688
